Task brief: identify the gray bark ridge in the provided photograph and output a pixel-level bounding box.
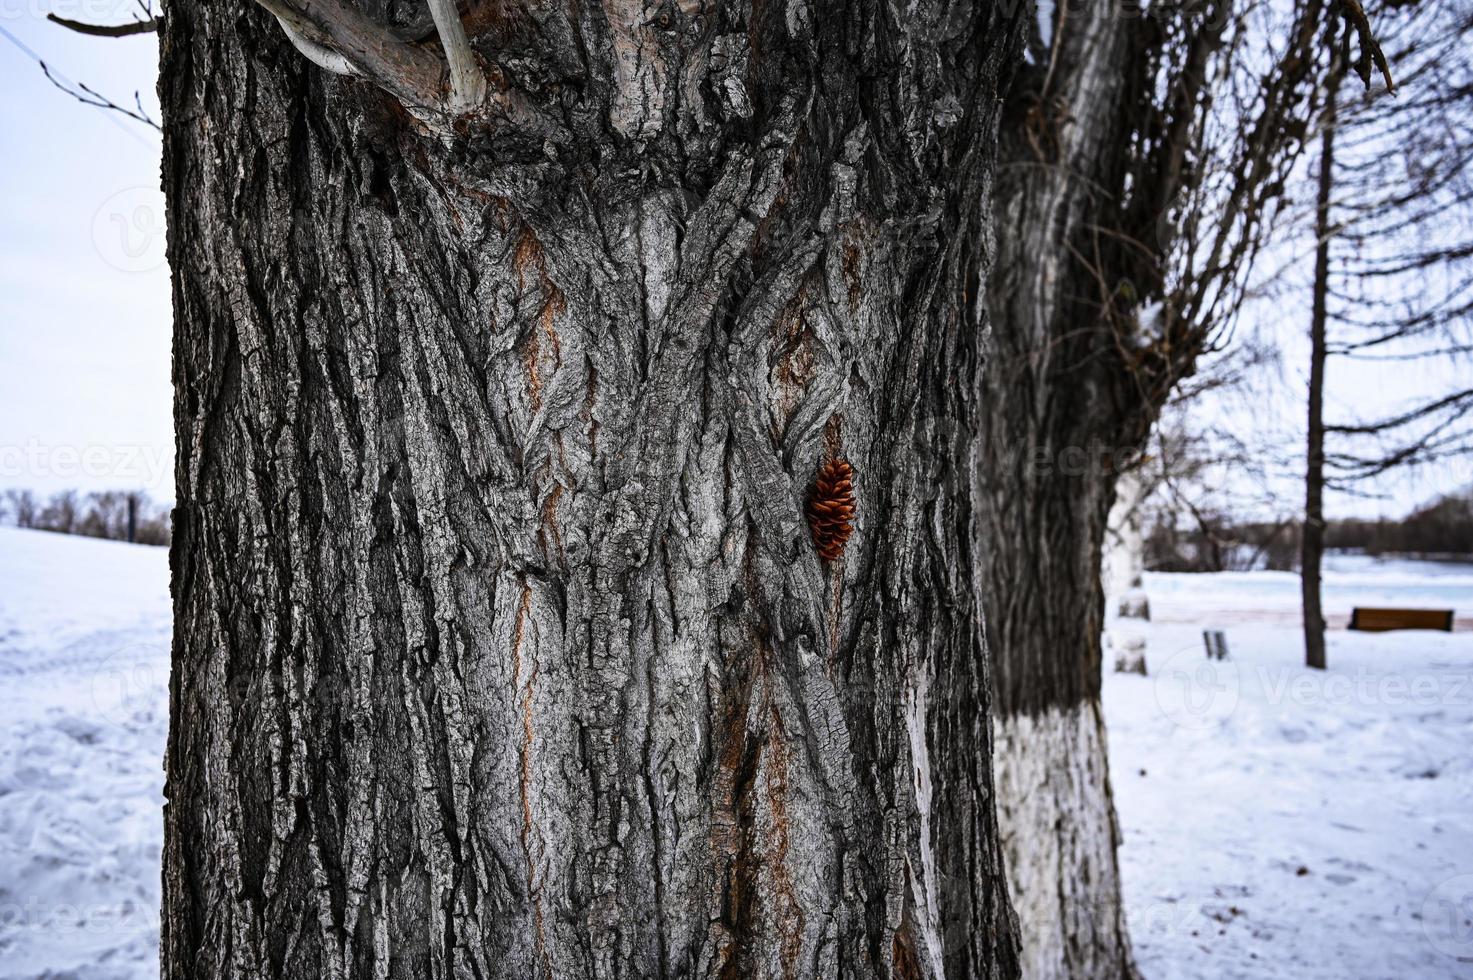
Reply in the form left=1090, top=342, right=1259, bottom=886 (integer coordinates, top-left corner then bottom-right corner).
left=160, top=0, right=1026, bottom=977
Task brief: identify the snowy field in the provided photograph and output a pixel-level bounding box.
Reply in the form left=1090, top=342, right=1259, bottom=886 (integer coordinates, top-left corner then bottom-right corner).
left=0, top=527, right=1470, bottom=978
left=1108, top=558, right=1473, bottom=979
left=0, top=529, right=169, bottom=979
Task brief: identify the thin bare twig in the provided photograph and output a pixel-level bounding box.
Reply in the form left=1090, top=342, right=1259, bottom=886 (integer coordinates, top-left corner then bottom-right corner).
left=39, top=60, right=160, bottom=131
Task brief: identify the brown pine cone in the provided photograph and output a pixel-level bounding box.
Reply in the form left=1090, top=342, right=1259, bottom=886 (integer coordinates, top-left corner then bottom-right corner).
left=807, top=458, right=856, bottom=563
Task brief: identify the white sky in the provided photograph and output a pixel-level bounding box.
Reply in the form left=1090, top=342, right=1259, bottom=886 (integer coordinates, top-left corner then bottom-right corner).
left=0, top=8, right=1465, bottom=519
left=0, top=8, right=171, bottom=499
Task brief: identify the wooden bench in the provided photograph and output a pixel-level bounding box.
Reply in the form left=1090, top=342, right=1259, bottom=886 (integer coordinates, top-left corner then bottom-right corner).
left=1348, top=607, right=1455, bottom=632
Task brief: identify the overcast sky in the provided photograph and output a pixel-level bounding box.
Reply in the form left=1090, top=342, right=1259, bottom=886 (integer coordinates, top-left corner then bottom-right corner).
left=0, top=8, right=170, bottom=499
left=0, top=9, right=1465, bottom=518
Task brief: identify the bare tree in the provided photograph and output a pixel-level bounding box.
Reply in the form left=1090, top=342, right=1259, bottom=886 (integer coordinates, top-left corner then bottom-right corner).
left=43, top=0, right=1391, bottom=970
left=36, top=490, right=80, bottom=535
left=979, top=1, right=1377, bottom=972
left=77, top=490, right=126, bottom=539
left=2, top=489, right=38, bottom=528
left=132, top=497, right=172, bottom=546
left=1144, top=332, right=1298, bottom=568
left=1300, top=0, right=1473, bottom=668
left=1, top=488, right=169, bottom=544
left=1303, top=41, right=1344, bottom=670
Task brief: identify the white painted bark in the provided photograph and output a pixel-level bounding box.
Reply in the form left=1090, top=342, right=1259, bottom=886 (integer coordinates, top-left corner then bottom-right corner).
left=991, top=703, right=1135, bottom=980
left=1102, top=472, right=1146, bottom=603
left=1105, top=472, right=1149, bottom=675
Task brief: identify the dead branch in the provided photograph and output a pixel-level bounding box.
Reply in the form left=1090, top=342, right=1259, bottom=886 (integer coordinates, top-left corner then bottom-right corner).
left=252, top=0, right=446, bottom=109
left=1338, top=0, right=1396, bottom=93
left=45, top=13, right=158, bottom=37
left=424, top=0, right=485, bottom=114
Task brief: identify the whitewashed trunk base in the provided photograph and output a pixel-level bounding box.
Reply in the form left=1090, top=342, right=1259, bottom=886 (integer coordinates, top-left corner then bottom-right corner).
left=992, top=702, right=1137, bottom=980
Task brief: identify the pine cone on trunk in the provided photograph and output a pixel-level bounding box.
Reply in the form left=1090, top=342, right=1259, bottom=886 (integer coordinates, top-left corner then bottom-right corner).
left=808, top=459, right=855, bottom=563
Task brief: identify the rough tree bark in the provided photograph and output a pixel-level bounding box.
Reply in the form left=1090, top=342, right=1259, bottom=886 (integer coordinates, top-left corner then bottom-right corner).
left=979, top=8, right=1145, bottom=977
left=159, top=0, right=1026, bottom=977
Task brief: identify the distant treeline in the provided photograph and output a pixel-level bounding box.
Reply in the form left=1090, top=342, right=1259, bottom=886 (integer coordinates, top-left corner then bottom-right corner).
left=1324, top=492, right=1473, bottom=557
left=1, top=489, right=171, bottom=546
left=1146, top=489, right=1473, bottom=572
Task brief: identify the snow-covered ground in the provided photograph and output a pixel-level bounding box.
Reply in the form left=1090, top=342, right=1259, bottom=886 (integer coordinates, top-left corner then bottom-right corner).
left=0, top=528, right=169, bottom=980
left=1108, top=558, right=1473, bottom=979
left=1146, top=554, right=1473, bottom=631
left=0, top=527, right=1469, bottom=978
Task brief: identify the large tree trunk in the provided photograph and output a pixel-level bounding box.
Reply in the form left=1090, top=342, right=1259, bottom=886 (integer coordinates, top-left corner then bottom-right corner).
left=980, top=1, right=1330, bottom=971
left=980, top=7, right=1147, bottom=978
left=159, top=1, right=1025, bottom=977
